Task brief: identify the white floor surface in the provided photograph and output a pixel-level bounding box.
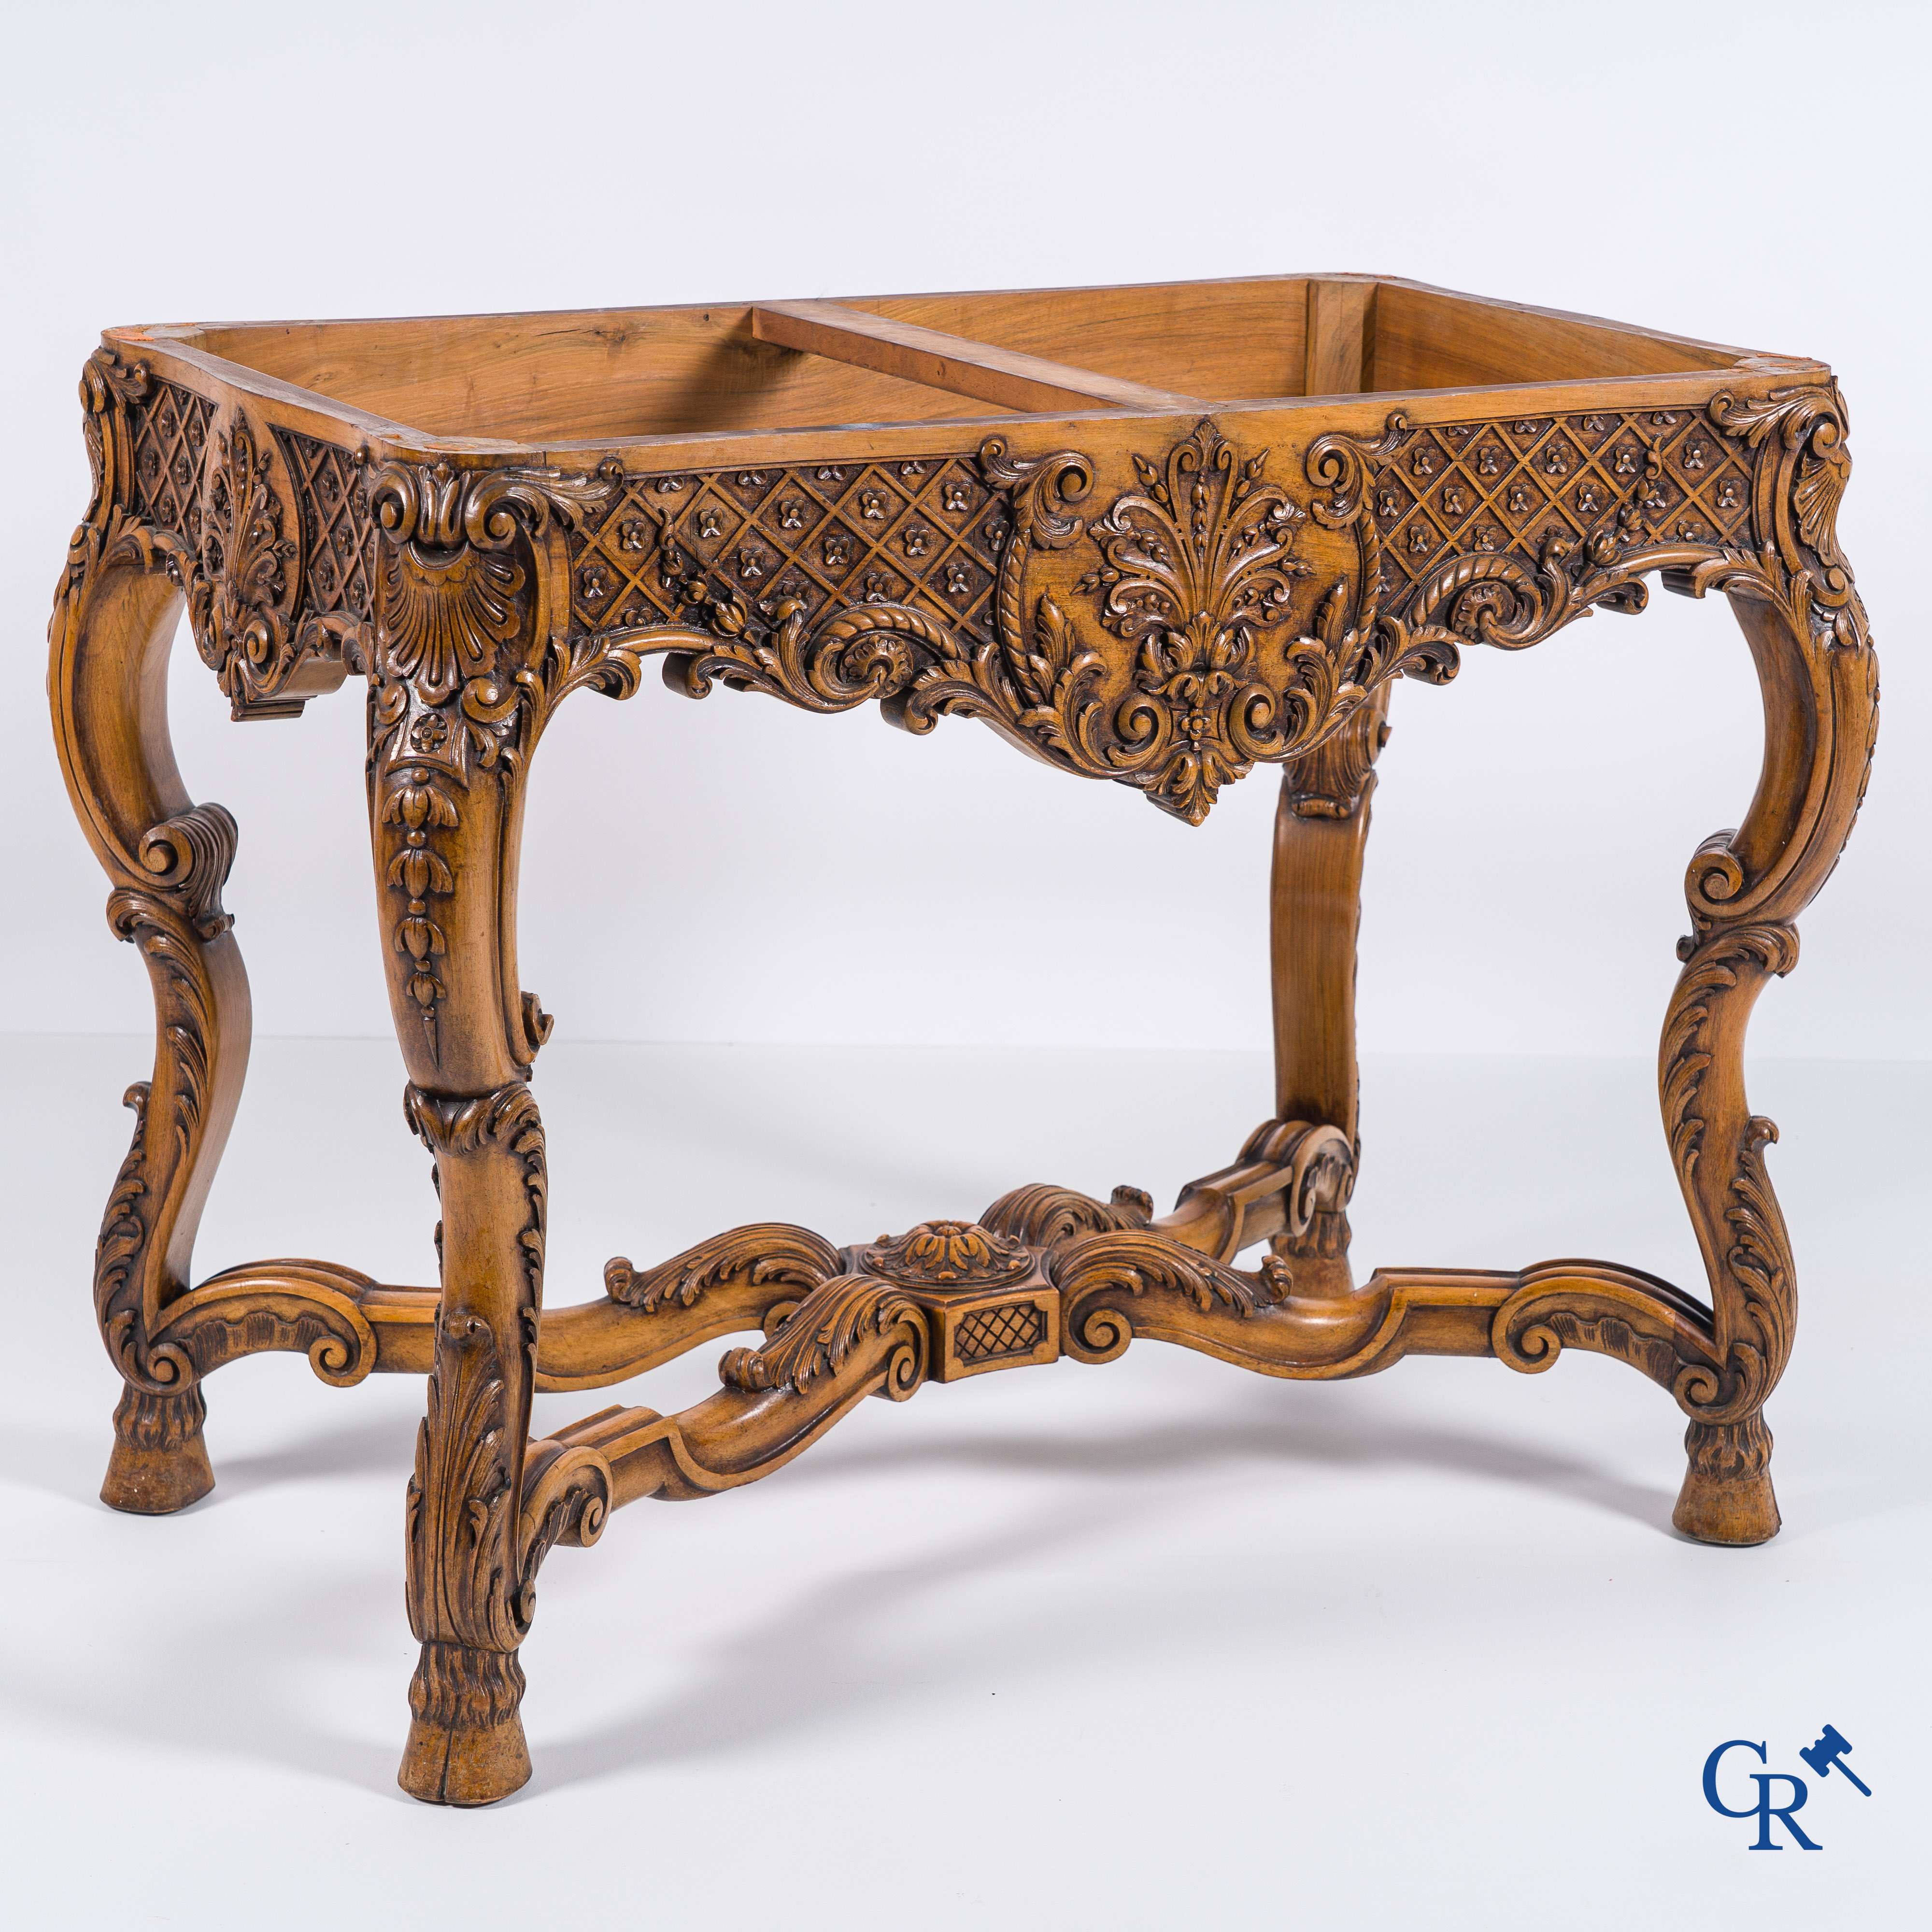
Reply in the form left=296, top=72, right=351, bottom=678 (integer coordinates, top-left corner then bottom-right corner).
left=3, top=1036, right=1925, bottom=1928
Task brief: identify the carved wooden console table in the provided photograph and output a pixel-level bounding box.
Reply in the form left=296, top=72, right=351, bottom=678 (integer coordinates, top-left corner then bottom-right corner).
left=50, top=275, right=1876, bottom=1805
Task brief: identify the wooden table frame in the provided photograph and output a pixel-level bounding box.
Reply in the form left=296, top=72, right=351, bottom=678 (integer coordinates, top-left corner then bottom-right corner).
left=48, top=274, right=1877, bottom=1804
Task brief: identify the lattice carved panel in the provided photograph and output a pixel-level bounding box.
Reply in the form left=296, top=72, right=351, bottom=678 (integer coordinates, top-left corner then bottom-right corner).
left=281, top=431, right=377, bottom=629
left=127, top=380, right=217, bottom=551
left=566, top=454, right=1009, bottom=643
left=1372, top=408, right=1751, bottom=612
left=954, top=1300, right=1047, bottom=1364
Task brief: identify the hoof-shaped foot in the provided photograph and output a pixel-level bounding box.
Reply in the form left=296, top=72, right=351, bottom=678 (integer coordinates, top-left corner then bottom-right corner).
left=100, top=1385, right=214, bottom=1514
left=398, top=1642, right=532, bottom=1806
left=1673, top=1415, right=1781, bottom=1546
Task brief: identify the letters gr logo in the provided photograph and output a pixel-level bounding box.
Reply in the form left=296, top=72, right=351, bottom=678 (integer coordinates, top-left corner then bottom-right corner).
left=1704, top=1741, right=1820, bottom=1849
left=1703, top=1728, right=1872, bottom=1849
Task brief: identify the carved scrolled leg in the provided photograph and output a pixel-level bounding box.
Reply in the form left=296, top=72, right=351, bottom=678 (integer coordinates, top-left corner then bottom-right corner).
left=1653, top=387, right=1877, bottom=1544
left=1265, top=686, right=1388, bottom=1296
left=367, top=456, right=629, bottom=1804
left=50, top=352, right=251, bottom=1513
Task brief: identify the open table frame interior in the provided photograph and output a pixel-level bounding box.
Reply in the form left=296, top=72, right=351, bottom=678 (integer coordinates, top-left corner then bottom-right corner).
left=48, top=273, right=1877, bottom=1804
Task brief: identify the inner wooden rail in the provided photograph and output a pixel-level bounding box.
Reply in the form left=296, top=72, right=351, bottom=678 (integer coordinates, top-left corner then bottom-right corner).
left=753, top=280, right=1378, bottom=413
left=750, top=298, right=1208, bottom=414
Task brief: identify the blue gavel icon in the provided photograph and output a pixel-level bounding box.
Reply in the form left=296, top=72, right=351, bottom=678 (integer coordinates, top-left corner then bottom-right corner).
left=1798, top=1725, right=1871, bottom=1796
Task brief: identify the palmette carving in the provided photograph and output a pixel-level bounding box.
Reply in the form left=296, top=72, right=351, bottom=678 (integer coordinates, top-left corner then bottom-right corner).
left=188, top=422, right=303, bottom=717
left=543, top=384, right=1868, bottom=841
left=1069, top=423, right=1317, bottom=819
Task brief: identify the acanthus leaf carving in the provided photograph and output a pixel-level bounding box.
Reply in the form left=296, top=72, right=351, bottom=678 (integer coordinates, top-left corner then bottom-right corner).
left=1073, top=421, right=1316, bottom=820
left=978, top=1182, right=1155, bottom=1250
left=406, top=1309, right=521, bottom=1652
left=602, top=1223, right=842, bottom=1313
left=402, top=1081, right=549, bottom=1653
left=92, top=892, right=223, bottom=1396
left=1706, top=385, right=1867, bottom=650
left=187, top=418, right=307, bottom=719
left=1054, top=1231, right=1291, bottom=1365
left=718, top=1274, right=927, bottom=1399
left=514, top=1439, right=611, bottom=1620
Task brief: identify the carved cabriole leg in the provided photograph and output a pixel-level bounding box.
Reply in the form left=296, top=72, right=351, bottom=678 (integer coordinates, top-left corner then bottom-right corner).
left=1265, top=685, right=1388, bottom=1296
left=375, top=592, right=543, bottom=1803
left=366, top=456, right=633, bottom=1804
left=1662, top=564, right=1876, bottom=1544
left=49, top=353, right=250, bottom=1513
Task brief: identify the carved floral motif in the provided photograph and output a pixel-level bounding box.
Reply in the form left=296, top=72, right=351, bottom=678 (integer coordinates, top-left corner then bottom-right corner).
left=187, top=423, right=300, bottom=715
left=1069, top=423, right=1315, bottom=819
left=857, top=1219, right=1032, bottom=1286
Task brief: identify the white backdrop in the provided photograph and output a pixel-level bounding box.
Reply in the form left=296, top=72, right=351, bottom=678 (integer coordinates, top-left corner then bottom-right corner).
left=4, top=0, right=1924, bottom=1063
